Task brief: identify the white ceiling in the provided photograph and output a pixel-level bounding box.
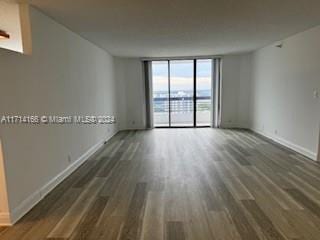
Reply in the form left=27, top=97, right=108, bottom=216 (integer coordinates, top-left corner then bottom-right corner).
left=30, top=0, right=320, bottom=58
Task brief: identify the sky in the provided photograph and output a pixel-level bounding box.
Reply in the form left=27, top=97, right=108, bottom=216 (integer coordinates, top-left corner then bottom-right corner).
left=152, top=60, right=212, bottom=92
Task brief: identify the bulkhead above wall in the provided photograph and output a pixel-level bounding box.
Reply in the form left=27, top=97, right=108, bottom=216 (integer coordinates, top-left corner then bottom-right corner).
left=0, top=1, right=32, bottom=54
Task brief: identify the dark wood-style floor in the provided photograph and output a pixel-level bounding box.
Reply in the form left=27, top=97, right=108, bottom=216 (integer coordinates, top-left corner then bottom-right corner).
left=1, top=129, right=320, bottom=240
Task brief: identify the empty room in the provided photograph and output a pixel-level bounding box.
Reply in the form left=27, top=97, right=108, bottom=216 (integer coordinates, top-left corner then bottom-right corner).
left=1, top=0, right=320, bottom=239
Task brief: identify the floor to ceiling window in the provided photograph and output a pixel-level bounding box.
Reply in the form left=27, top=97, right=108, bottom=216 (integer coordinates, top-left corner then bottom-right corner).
left=152, top=59, right=213, bottom=127
left=152, top=61, right=170, bottom=127
left=196, top=59, right=212, bottom=126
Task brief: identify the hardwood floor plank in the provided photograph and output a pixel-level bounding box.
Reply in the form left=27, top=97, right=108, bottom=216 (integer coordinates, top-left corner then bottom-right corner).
left=20, top=188, right=82, bottom=240
left=120, top=142, right=134, bottom=161
left=239, top=170, right=300, bottom=239
left=224, top=146, right=251, bottom=166
left=1, top=129, right=320, bottom=240
left=0, top=144, right=105, bottom=240
left=206, top=211, right=242, bottom=240
left=284, top=188, right=320, bottom=218
left=99, top=160, right=132, bottom=197
left=73, top=157, right=109, bottom=188
left=141, top=191, right=165, bottom=240
left=0, top=228, right=7, bottom=236
left=166, top=221, right=185, bottom=240
left=69, top=196, right=109, bottom=240
left=47, top=178, right=105, bottom=238
left=227, top=140, right=251, bottom=157
left=283, top=209, right=320, bottom=240
left=242, top=200, right=286, bottom=240
left=119, top=182, right=147, bottom=240
left=87, top=216, right=123, bottom=240
left=108, top=162, right=146, bottom=218
left=97, top=155, right=121, bottom=178
left=247, top=151, right=293, bottom=189
left=283, top=172, right=320, bottom=205
left=207, top=167, right=260, bottom=240
left=128, top=142, right=140, bottom=160
left=164, top=184, right=188, bottom=222
left=245, top=166, right=302, bottom=210
left=214, top=161, right=254, bottom=200
left=198, top=171, right=224, bottom=211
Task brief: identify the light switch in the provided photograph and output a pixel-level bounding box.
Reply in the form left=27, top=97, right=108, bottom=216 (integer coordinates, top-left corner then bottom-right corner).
left=314, top=90, right=319, bottom=99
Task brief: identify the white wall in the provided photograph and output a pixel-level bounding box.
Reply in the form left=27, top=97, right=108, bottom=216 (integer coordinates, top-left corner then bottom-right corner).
left=249, top=25, right=320, bottom=160
left=115, top=57, right=146, bottom=130
left=0, top=7, right=118, bottom=224
left=221, top=54, right=252, bottom=128
left=115, top=56, right=252, bottom=130
left=318, top=128, right=320, bottom=161
left=318, top=126, right=320, bottom=161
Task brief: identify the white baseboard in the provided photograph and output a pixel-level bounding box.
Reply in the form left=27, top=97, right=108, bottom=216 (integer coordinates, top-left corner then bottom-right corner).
left=123, top=126, right=146, bottom=130
left=220, top=120, right=249, bottom=129
left=251, top=128, right=317, bottom=161
left=6, top=131, right=118, bottom=225
left=0, top=212, right=11, bottom=226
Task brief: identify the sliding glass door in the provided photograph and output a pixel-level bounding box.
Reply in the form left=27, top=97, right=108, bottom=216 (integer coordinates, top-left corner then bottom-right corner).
left=152, top=59, right=212, bottom=127
left=170, top=60, right=194, bottom=127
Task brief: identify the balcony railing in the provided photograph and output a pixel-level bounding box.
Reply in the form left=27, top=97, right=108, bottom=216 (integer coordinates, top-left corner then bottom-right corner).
left=154, top=96, right=211, bottom=112
left=153, top=96, right=211, bottom=126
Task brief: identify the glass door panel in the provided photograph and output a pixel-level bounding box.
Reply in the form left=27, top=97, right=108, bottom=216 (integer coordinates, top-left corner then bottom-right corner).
left=152, top=59, right=213, bottom=128
left=170, top=60, right=194, bottom=127
left=196, top=59, right=212, bottom=127
left=152, top=61, right=169, bottom=127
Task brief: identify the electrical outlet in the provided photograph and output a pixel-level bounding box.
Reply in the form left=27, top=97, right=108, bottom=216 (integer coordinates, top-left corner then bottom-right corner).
left=274, top=129, right=278, bottom=135
left=132, top=120, right=135, bottom=125
left=68, top=155, right=72, bottom=163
